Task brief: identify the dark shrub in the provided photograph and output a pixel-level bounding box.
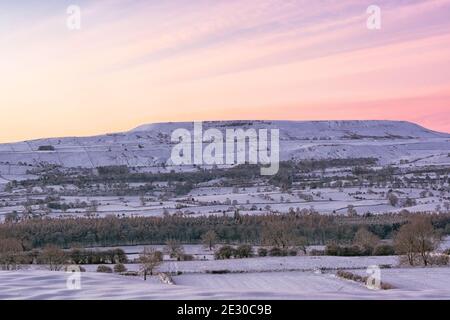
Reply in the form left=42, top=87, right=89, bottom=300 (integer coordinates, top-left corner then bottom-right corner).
left=67, top=248, right=128, bottom=265
left=429, top=254, right=449, bottom=266
left=206, top=270, right=231, bottom=274
left=154, top=251, right=164, bottom=261
left=37, top=145, right=55, bottom=151
left=113, top=263, right=127, bottom=273
left=214, top=246, right=235, bottom=260
left=269, top=247, right=288, bottom=256
left=235, top=244, right=253, bottom=258
left=178, top=254, right=194, bottom=261
left=97, top=165, right=129, bottom=176
left=373, top=244, right=395, bottom=256
left=110, top=248, right=128, bottom=264
left=325, top=244, right=338, bottom=256
left=337, top=270, right=364, bottom=282
left=343, top=245, right=365, bottom=256
left=309, top=249, right=325, bottom=256
left=96, top=265, right=113, bottom=273
left=380, top=282, right=396, bottom=290
left=325, top=244, right=364, bottom=256
left=120, top=271, right=139, bottom=276
left=328, top=244, right=393, bottom=256
left=68, top=248, right=84, bottom=264
left=174, top=182, right=194, bottom=196
left=444, top=223, right=450, bottom=235
left=288, top=249, right=297, bottom=256
left=257, top=248, right=268, bottom=257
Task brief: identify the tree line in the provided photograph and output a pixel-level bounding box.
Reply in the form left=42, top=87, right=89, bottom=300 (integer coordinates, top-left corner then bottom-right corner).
left=1, top=212, right=449, bottom=251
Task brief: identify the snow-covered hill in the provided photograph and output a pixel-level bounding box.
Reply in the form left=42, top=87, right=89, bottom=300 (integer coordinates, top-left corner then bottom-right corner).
left=0, top=120, right=448, bottom=172
left=133, top=120, right=449, bottom=139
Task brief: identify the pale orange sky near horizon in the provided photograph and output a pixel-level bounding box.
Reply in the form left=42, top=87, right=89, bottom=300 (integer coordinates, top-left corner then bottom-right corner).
left=1, top=0, right=450, bottom=143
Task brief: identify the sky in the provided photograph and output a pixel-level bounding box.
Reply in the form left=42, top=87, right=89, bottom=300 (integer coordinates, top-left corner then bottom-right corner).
left=1, top=0, right=450, bottom=142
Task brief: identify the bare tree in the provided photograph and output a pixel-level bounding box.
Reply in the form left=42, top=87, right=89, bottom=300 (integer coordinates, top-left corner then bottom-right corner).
left=0, top=238, right=23, bottom=270
left=201, top=230, right=217, bottom=251
left=139, top=247, right=163, bottom=280
left=412, top=216, right=441, bottom=266
left=0, top=238, right=22, bottom=254
left=353, top=228, right=380, bottom=253
left=164, top=239, right=184, bottom=259
left=394, top=216, right=441, bottom=266
left=40, top=245, right=67, bottom=271
left=262, top=219, right=299, bottom=249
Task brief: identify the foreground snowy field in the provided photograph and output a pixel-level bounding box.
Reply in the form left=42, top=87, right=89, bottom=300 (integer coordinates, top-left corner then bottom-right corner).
left=1, top=267, right=450, bottom=300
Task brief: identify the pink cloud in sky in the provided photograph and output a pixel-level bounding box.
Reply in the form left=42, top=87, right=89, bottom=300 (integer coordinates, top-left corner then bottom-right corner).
left=0, top=0, right=449, bottom=142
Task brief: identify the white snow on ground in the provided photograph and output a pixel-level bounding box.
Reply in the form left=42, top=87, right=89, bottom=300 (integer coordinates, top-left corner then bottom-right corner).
left=351, top=267, right=450, bottom=299
left=2, top=184, right=446, bottom=220
left=77, top=255, right=399, bottom=273
left=0, top=270, right=366, bottom=300
left=158, top=256, right=399, bottom=273
left=1, top=267, right=450, bottom=299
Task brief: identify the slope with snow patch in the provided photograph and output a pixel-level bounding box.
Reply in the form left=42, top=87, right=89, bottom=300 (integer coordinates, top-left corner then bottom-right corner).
left=0, top=120, right=448, bottom=172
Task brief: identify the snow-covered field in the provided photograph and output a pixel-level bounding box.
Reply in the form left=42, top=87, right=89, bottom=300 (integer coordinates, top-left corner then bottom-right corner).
left=2, top=267, right=450, bottom=300
left=22, top=255, right=398, bottom=274
left=354, top=267, right=450, bottom=296
left=73, top=255, right=399, bottom=273
left=1, top=183, right=448, bottom=220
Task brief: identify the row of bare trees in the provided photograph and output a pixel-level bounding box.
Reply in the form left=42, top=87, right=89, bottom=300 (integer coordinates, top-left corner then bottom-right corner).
left=260, top=218, right=308, bottom=253
left=394, top=216, right=443, bottom=266
left=0, top=242, right=67, bottom=271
